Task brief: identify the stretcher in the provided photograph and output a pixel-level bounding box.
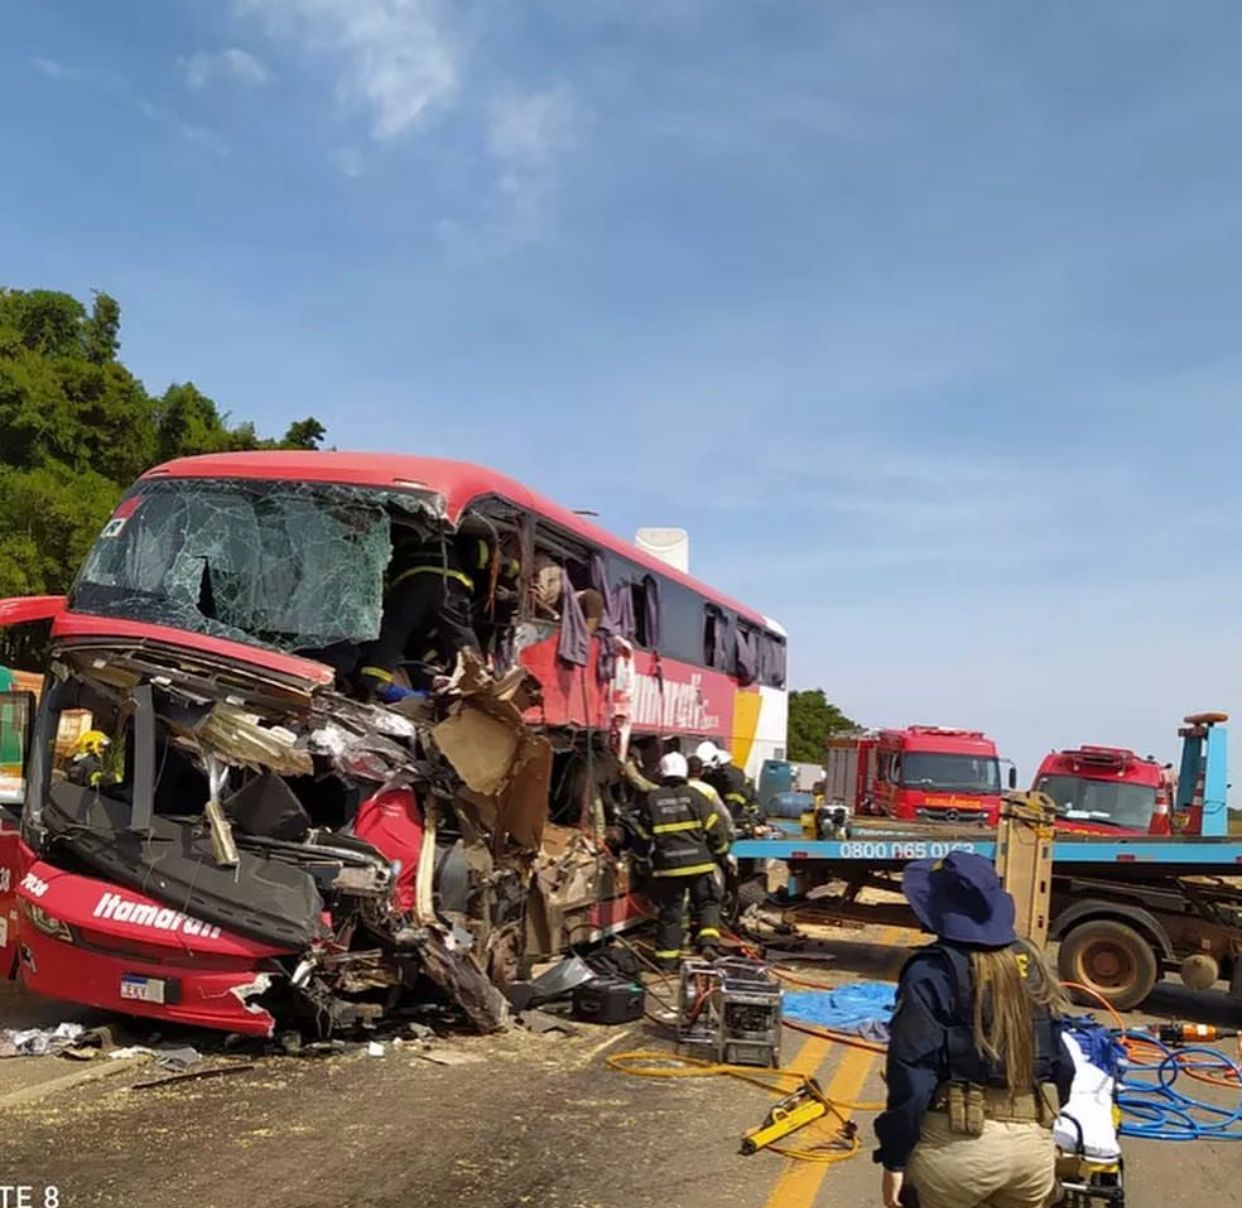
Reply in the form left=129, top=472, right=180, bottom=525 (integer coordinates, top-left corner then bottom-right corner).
left=1054, top=1034, right=1126, bottom=1207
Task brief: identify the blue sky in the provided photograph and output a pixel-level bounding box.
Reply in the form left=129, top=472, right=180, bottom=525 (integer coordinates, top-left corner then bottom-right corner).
left=3, top=1, right=1242, bottom=781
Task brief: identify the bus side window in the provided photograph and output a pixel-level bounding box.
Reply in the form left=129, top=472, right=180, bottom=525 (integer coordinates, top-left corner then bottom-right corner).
left=735, top=623, right=759, bottom=685
left=704, top=605, right=734, bottom=668
left=0, top=691, right=35, bottom=809
left=631, top=575, right=660, bottom=649
left=760, top=631, right=787, bottom=688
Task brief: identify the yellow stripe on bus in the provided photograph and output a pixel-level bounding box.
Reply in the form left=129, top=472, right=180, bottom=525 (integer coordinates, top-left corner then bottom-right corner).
left=731, top=688, right=763, bottom=770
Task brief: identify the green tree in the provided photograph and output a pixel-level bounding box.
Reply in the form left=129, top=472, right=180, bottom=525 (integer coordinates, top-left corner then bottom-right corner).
left=787, top=689, right=859, bottom=763
left=0, top=286, right=329, bottom=601
left=281, top=417, right=326, bottom=450
left=84, top=292, right=121, bottom=364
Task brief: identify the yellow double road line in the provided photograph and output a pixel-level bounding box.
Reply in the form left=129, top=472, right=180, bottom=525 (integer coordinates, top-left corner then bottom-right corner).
left=763, top=927, right=906, bottom=1208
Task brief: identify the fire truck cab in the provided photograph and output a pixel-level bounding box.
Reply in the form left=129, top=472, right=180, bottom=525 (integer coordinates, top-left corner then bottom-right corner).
left=1032, top=745, right=1173, bottom=834
left=826, top=725, right=1008, bottom=826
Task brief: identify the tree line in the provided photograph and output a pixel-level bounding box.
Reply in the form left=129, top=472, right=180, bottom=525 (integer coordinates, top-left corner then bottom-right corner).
left=0, top=286, right=862, bottom=748
left=0, top=286, right=325, bottom=601
left=786, top=688, right=859, bottom=763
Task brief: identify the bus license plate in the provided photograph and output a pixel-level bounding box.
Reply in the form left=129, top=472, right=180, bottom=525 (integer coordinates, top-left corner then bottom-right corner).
left=120, top=975, right=166, bottom=1004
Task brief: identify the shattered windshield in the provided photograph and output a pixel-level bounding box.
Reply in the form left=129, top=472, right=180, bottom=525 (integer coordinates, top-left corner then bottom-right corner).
left=1036, top=774, right=1158, bottom=829
left=72, top=478, right=438, bottom=654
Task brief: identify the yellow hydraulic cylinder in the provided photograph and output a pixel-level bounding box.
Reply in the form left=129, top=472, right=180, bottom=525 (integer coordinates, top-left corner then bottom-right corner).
left=740, top=1081, right=828, bottom=1154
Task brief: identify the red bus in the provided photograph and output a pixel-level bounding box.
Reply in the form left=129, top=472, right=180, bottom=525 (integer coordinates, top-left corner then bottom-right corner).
left=0, top=452, right=787, bottom=1036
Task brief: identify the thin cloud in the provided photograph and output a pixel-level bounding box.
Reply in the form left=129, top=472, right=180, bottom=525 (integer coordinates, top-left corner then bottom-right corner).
left=482, top=86, right=579, bottom=241
left=180, top=48, right=272, bottom=91
left=488, top=87, right=577, bottom=169
left=234, top=0, right=458, bottom=140
left=31, top=57, right=87, bottom=83
left=29, top=57, right=227, bottom=155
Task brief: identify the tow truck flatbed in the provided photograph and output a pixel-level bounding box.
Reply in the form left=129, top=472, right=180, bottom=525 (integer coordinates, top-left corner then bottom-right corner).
left=732, top=827, right=1242, bottom=877
left=731, top=811, right=1242, bottom=1010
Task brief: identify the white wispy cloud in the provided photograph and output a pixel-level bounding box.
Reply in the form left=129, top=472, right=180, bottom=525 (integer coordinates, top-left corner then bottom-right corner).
left=31, top=56, right=86, bottom=83
left=479, top=86, right=579, bottom=241
left=30, top=57, right=228, bottom=155
left=180, top=47, right=272, bottom=91
left=488, top=87, right=578, bottom=170
left=234, top=0, right=458, bottom=140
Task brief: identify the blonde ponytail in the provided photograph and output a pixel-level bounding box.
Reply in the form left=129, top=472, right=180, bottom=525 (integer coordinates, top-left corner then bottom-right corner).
left=969, top=948, right=1035, bottom=1090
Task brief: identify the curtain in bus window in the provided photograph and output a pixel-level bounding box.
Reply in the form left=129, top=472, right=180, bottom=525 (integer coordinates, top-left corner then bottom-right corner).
left=593, top=554, right=635, bottom=640
left=558, top=572, right=590, bottom=666
left=709, top=609, right=735, bottom=669
left=761, top=634, right=787, bottom=688
left=591, top=555, right=616, bottom=685
left=642, top=575, right=661, bottom=650
left=736, top=626, right=759, bottom=685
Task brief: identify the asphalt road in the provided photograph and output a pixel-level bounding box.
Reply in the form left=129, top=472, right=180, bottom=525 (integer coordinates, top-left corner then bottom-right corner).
left=1, top=928, right=1240, bottom=1208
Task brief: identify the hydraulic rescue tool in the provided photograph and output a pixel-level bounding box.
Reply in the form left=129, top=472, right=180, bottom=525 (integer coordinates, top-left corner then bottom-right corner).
left=1134, top=1022, right=1238, bottom=1047
left=740, top=1079, right=831, bottom=1154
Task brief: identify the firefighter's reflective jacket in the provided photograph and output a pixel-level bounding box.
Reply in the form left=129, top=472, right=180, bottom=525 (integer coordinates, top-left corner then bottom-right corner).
left=633, top=780, right=731, bottom=878
left=708, top=762, right=757, bottom=818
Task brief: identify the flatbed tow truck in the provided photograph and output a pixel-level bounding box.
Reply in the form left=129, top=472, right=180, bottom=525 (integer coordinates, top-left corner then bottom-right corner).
left=733, top=713, right=1242, bottom=1011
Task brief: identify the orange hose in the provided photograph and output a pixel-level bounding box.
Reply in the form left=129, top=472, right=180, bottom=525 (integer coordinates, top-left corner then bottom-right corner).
left=1062, top=979, right=1242, bottom=1089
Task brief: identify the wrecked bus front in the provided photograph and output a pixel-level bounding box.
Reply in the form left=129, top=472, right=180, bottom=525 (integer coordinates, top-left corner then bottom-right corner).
left=4, top=470, right=551, bottom=1037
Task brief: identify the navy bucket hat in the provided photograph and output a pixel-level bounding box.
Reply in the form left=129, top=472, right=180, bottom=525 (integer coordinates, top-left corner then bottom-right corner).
left=901, top=851, right=1017, bottom=948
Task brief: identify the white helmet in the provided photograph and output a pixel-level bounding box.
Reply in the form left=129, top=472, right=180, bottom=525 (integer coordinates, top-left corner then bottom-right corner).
left=694, top=741, right=722, bottom=768
left=715, top=746, right=734, bottom=766
left=658, top=751, right=689, bottom=781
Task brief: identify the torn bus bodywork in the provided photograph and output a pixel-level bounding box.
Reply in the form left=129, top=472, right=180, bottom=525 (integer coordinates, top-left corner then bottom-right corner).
left=0, top=463, right=650, bottom=1036
left=12, top=638, right=551, bottom=1038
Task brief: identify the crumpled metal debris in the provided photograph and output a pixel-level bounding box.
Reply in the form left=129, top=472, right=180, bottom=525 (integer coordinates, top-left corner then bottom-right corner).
left=200, top=705, right=313, bottom=777
left=0, top=1023, right=86, bottom=1058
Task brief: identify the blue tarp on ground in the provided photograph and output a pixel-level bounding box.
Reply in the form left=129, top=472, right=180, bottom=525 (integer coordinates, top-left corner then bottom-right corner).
left=781, top=981, right=897, bottom=1040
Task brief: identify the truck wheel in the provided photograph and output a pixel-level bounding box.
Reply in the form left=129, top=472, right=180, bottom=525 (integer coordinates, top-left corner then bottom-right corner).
left=1058, top=919, right=1159, bottom=1012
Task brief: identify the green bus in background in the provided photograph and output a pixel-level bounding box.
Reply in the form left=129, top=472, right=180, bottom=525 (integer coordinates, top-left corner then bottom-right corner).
left=0, top=667, right=25, bottom=778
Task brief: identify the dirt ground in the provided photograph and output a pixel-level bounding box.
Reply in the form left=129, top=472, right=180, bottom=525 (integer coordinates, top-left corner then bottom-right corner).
left=1, top=926, right=1240, bottom=1208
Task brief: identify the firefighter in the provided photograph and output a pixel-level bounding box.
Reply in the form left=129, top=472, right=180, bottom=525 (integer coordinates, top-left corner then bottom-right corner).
left=874, top=852, right=1074, bottom=1208
left=698, top=742, right=760, bottom=829
left=634, top=751, right=731, bottom=969
left=66, top=730, right=113, bottom=788
left=357, top=529, right=487, bottom=702
left=687, top=754, right=733, bottom=840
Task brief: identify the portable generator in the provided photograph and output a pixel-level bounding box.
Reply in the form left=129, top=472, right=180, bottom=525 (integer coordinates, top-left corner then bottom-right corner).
left=677, top=956, right=782, bottom=1068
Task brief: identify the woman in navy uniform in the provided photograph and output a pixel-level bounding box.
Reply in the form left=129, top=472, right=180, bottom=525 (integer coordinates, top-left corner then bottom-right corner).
left=874, top=852, right=1074, bottom=1208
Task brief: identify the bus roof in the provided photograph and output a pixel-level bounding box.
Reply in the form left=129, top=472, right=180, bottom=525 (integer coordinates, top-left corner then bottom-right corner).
left=142, top=451, right=773, bottom=628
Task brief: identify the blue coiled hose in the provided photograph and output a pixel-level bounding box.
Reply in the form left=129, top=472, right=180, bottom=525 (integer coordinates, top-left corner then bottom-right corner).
left=1117, top=1034, right=1242, bottom=1141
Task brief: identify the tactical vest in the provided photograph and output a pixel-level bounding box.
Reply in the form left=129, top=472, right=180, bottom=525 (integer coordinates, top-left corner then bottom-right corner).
left=914, top=941, right=1062, bottom=1090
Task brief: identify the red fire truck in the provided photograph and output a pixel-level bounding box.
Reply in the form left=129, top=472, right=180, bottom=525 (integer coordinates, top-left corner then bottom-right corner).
left=1031, top=745, right=1176, bottom=835
left=824, top=725, right=1010, bottom=826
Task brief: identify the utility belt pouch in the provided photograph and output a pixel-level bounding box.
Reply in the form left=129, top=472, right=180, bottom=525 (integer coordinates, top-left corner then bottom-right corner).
left=964, top=1084, right=986, bottom=1136
left=945, top=1083, right=968, bottom=1134
left=1036, top=1082, right=1061, bottom=1127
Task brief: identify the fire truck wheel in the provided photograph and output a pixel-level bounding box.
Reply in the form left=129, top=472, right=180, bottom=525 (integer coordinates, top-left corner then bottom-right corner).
left=1058, top=918, right=1159, bottom=1012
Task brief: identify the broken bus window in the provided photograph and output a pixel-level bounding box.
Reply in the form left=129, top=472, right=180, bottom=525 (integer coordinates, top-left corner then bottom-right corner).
left=72, top=479, right=441, bottom=655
